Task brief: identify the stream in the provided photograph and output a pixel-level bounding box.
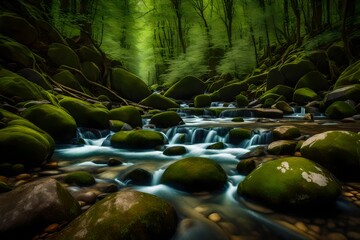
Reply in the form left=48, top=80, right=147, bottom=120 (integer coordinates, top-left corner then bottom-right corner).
left=52, top=112, right=360, bottom=240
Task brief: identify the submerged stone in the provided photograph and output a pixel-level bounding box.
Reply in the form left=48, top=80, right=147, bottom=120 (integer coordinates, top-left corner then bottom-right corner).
left=160, top=157, right=227, bottom=192
left=64, top=171, right=96, bottom=187
left=150, top=111, right=183, bottom=128
left=300, top=131, right=360, bottom=180
left=55, top=190, right=177, bottom=240
left=111, top=129, right=165, bottom=149
left=237, top=157, right=341, bottom=209
left=163, top=146, right=187, bottom=156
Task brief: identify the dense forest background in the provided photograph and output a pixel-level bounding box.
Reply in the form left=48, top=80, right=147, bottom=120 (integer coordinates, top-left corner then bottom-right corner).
left=25, top=0, right=360, bottom=86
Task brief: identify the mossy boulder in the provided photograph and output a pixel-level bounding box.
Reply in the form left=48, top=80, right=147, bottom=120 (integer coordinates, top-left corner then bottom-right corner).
left=266, top=68, right=285, bottom=91
left=295, top=71, right=329, bottom=91
left=163, top=146, right=187, bottom=156
left=164, top=76, right=206, bottom=100
left=81, top=61, right=100, bottom=83
left=77, top=45, right=103, bottom=66
left=109, top=106, right=142, bottom=128
left=0, top=13, right=37, bottom=45
left=160, top=157, right=227, bottom=192
left=47, top=43, right=81, bottom=69
left=121, top=168, right=153, bottom=186
left=52, top=70, right=84, bottom=93
left=267, top=140, right=298, bottom=155
left=64, top=171, right=96, bottom=186
left=236, top=94, right=249, bottom=107
left=272, top=125, right=301, bottom=140
left=111, top=130, right=165, bottom=149
left=327, top=42, right=349, bottom=68
left=300, top=131, right=360, bottom=180
left=307, top=50, right=330, bottom=75
left=55, top=190, right=177, bottom=240
left=216, top=82, right=248, bottom=102
left=0, top=179, right=81, bottom=239
left=59, top=97, right=109, bottom=129
left=206, top=142, right=226, bottom=150
left=238, top=157, right=341, bottom=209
left=259, top=93, right=285, bottom=104
left=264, top=85, right=294, bottom=100
left=272, top=101, right=294, bottom=114
left=0, top=124, right=54, bottom=166
left=293, top=88, right=318, bottom=104
left=229, top=128, right=252, bottom=144
left=22, top=104, right=77, bottom=143
left=111, top=68, right=151, bottom=102
left=325, top=101, right=356, bottom=119
left=0, top=35, right=35, bottom=68
left=280, top=60, right=316, bottom=86
left=194, top=94, right=211, bottom=108
left=17, top=68, right=52, bottom=90
left=324, top=84, right=360, bottom=105
left=0, top=181, right=12, bottom=193
left=109, top=120, right=132, bottom=132
left=334, top=59, right=360, bottom=89
left=150, top=111, right=183, bottom=128
left=208, top=79, right=226, bottom=92
left=236, top=159, right=256, bottom=175
left=139, top=94, right=179, bottom=110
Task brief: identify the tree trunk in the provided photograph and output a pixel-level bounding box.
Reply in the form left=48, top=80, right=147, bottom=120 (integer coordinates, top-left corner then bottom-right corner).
left=291, top=0, right=302, bottom=47
left=342, top=0, right=355, bottom=64
left=311, top=0, right=323, bottom=34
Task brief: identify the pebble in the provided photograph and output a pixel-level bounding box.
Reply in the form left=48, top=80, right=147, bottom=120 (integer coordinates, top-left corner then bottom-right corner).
left=107, top=158, right=123, bottom=166
left=194, top=206, right=208, bottom=213
left=343, top=192, right=354, bottom=197
left=44, top=223, right=59, bottom=233
left=294, top=151, right=302, bottom=157
left=295, top=221, right=308, bottom=232
left=15, top=173, right=31, bottom=181
left=43, top=162, right=58, bottom=170
left=341, top=117, right=355, bottom=123
left=0, top=176, right=8, bottom=183
left=77, top=191, right=97, bottom=204
left=97, top=193, right=110, bottom=200
left=14, top=179, right=28, bottom=187
left=308, top=224, right=321, bottom=234
left=81, top=205, right=91, bottom=211
left=348, top=231, right=360, bottom=240
left=78, top=201, right=87, bottom=207
left=38, top=170, right=61, bottom=176
left=326, top=232, right=347, bottom=240
left=208, top=212, right=221, bottom=222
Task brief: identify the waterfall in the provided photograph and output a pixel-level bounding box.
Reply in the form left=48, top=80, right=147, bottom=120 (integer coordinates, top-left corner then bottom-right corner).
left=77, top=128, right=111, bottom=146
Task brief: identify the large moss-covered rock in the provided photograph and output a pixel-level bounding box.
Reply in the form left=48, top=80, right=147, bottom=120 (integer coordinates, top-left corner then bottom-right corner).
left=163, top=146, right=187, bottom=156
left=263, top=85, right=294, bottom=100
left=266, top=68, right=285, bottom=91
left=52, top=69, right=84, bottom=93
left=0, top=179, right=81, bottom=239
left=216, top=82, right=248, bottom=102
left=139, top=94, right=179, bottom=110
left=150, top=111, right=183, bottom=128
left=259, top=93, right=285, bottom=104
left=111, top=130, right=165, bottom=149
left=0, top=35, right=35, bottom=68
left=64, top=171, right=96, bottom=186
left=325, top=101, right=356, bottom=119
left=194, top=94, right=211, bottom=108
left=327, top=41, right=349, bottom=68
left=229, top=128, right=252, bottom=144
left=272, top=101, right=294, bottom=114
left=160, top=157, right=227, bottom=192
left=0, top=13, right=37, bottom=45
left=55, top=190, right=177, bottom=240
left=236, top=94, right=249, bottom=107
left=0, top=76, right=45, bottom=101
left=237, top=157, right=341, bottom=209
left=293, top=88, right=318, bottom=104
left=81, top=61, right=100, bottom=83
left=324, top=84, right=360, bottom=105
left=111, top=68, right=151, bottom=102
left=59, top=97, right=109, bottom=129
left=77, top=45, right=103, bottom=66
left=295, top=71, right=329, bottom=91
left=300, top=131, right=360, bottom=180
left=109, top=106, right=142, bottom=128
left=208, top=79, right=226, bottom=92
left=272, top=125, right=301, bottom=140
left=22, top=104, right=77, bottom=143
left=48, top=43, right=81, bottom=69
left=164, top=76, right=206, bottom=100
left=334, top=59, right=360, bottom=89
left=0, top=123, right=54, bottom=166
left=280, top=60, right=316, bottom=86
left=17, top=68, right=52, bottom=90
left=307, top=50, right=330, bottom=75
left=267, top=140, right=297, bottom=155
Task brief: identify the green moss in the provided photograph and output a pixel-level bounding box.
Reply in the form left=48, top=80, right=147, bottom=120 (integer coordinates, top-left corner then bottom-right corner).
left=235, top=94, right=248, bottom=107
left=59, top=97, right=109, bottom=129
left=325, top=101, right=356, bottom=119
left=150, top=111, right=183, bottom=128
left=300, top=131, right=360, bottom=180
left=263, top=98, right=275, bottom=108
left=237, top=157, right=341, bottom=209
left=109, top=106, right=142, bottom=128
left=236, top=159, right=256, bottom=175
left=231, top=117, right=244, bottom=122
left=324, top=84, right=360, bottom=105
left=52, top=70, right=84, bottom=93
left=0, top=181, right=12, bottom=193
left=109, top=120, right=131, bottom=132
left=164, top=76, right=206, bottom=100
left=272, top=101, right=294, bottom=114
left=267, top=140, right=298, bottom=155
left=295, top=71, right=329, bottom=91
left=293, top=88, right=318, bottom=104
left=272, top=125, right=301, bottom=140
left=334, top=60, right=360, bottom=89
left=0, top=75, right=45, bottom=101
left=81, top=61, right=100, bottom=83
left=139, top=94, right=179, bottom=110
left=97, top=95, right=111, bottom=102
left=206, top=142, right=226, bottom=150
left=216, top=82, right=248, bottom=102
left=18, top=68, right=53, bottom=90
left=194, top=94, right=211, bottom=108
left=160, top=157, right=227, bottom=192
left=280, top=60, right=316, bottom=86
left=47, top=43, right=81, bottom=69
left=259, top=93, right=283, bottom=103
left=208, top=79, right=226, bottom=92
left=22, top=104, right=77, bottom=143
left=64, top=171, right=95, bottom=186
left=111, top=68, right=151, bottom=102
left=264, top=85, right=294, bottom=100
left=229, top=128, right=252, bottom=144
left=0, top=35, right=35, bottom=67
left=77, top=46, right=103, bottom=66
left=163, top=146, right=187, bottom=156
left=111, top=130, right=165, bottom=149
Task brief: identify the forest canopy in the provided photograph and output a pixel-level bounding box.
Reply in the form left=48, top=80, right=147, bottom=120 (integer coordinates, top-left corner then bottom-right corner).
left=49, top=0, right=359, bottom=86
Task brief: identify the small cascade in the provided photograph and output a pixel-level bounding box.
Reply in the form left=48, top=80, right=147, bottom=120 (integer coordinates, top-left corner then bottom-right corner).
left=167, top=126, right=229, bottom=144
left=152, top=169, right=165, bottom=185
left=77, top=128, right=111, bottom=146
left=247, top=129, right=273, bottom=147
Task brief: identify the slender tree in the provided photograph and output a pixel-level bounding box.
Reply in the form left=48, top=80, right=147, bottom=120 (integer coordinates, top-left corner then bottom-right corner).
left=290, top=0, right=302, bottom=47
left=171, top=0, right=186, bottom=54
